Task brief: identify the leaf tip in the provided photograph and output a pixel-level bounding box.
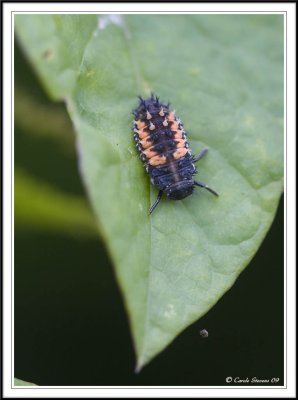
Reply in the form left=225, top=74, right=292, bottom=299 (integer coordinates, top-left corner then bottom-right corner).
left=134, top=360, right=144, bottom=374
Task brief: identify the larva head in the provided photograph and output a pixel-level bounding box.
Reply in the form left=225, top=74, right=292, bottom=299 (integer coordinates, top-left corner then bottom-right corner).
left=134, top=94, right=170, bottom=122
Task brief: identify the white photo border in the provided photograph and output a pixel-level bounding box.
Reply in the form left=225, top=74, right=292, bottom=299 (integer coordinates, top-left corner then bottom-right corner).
left=3, top=2, right=296, bottom=398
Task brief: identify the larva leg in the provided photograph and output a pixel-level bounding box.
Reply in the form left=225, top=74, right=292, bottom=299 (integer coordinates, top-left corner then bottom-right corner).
left=149, top=190, right=163, bottom=215
left=194, top=181, right=219, bottom=197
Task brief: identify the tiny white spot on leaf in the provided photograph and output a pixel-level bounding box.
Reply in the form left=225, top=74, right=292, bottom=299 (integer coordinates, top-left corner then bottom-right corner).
left=164, top=304, right=176, bottom=319
left=98, top=14, right=125, bottom=30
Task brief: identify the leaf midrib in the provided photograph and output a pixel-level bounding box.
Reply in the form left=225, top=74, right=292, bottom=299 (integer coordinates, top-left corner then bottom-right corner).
left=120, top=16, right=155, bottom=368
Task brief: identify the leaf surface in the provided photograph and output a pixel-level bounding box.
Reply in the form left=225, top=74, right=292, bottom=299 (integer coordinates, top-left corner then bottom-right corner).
left=14, top=378, right=37, bottom=386
left=15, top=14, right=284, bottom=369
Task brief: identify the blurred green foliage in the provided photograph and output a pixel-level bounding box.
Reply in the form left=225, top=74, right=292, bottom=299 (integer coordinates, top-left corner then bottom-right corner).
left=15, top=168, right=97, bottom=237
left=14, top=60, right=97, bottom=236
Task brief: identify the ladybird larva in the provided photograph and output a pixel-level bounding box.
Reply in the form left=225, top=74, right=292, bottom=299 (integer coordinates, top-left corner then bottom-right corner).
left=133, top=94, right=218, bottom=214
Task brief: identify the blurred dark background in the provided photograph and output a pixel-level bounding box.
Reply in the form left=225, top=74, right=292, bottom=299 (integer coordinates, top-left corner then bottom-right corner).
left=14, top=40, right=284, bottom=387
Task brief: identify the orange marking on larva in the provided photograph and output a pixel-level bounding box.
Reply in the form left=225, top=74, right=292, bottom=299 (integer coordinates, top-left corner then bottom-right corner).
left=174, top=130, right=183, bottom=139
left=175, top=138, right=187, bottom=148
left=171, top=121, right=180, bottom=131
left=149, top=154, right=167, bottom=166
left=136, top=120, right=146, bottom=129
left=173, top=147, right=188, bottom=160
left=140, top=137, right=152, bottom=149
left=137, top=127, right=150, bottom=139
left=167, top=111, right=176, bottom=121
left=143, top=148, right=157, bottom=159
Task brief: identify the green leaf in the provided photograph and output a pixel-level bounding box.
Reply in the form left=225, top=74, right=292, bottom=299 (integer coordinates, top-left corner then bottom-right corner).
left=14, top=377, right=37, bottom=386
left=15, top=14, right=284, bottom=369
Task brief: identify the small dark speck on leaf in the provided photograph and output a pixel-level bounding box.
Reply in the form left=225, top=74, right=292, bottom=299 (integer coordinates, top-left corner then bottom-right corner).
left=42, top=49, right=53, bottom=61
left=200, top=328, right=209, bottom=338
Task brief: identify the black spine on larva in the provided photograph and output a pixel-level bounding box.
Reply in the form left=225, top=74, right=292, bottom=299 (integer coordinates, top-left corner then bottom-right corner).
left=133, top=94, right=197, bottom=200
